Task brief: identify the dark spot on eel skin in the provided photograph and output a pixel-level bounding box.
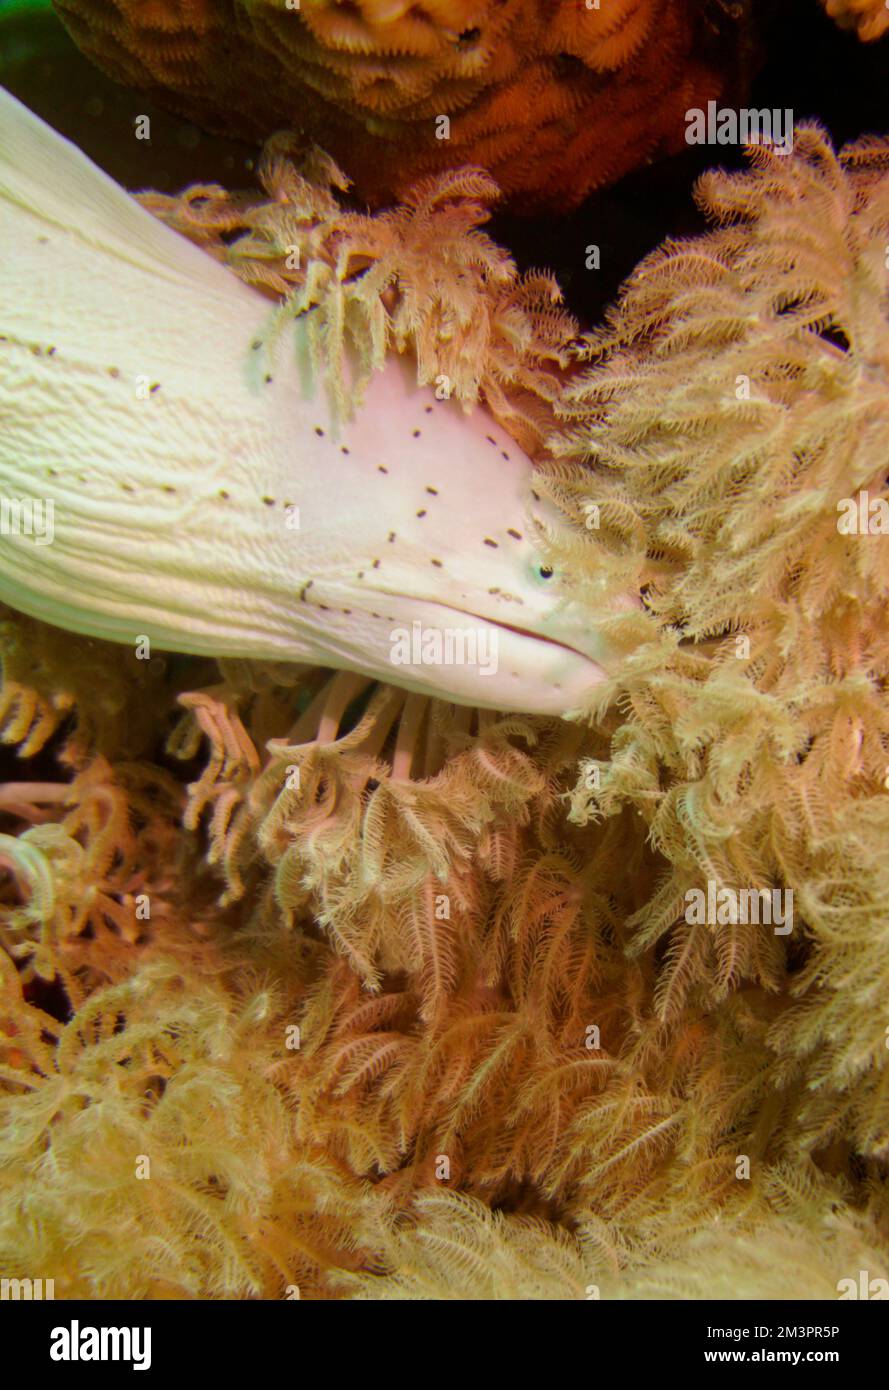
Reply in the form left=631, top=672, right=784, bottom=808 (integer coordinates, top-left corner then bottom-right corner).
left=378, top=465, right=388, bottom=473
left=219, top=490, right=230, bottom=500
left=416, top=509, right=427, bottom=518
left=413, top=429, right=421, bottom=437
left=315, top=426, right=324, bottom=437
left=372, top=559, right=381, bottom=569
left=431, top=558, right=443, bottom=567
left=341, top=446, right=350, bottom=455
left=108, top=367, right=120, bottom=378
left=263, top=496, right=275, bottom=506
left=426, top=486, right=438, bottom=495
left=484, top=538, right=499, bottom=548
left=149, top=382, right=161, bottom=393
left=424, top=405, right=433, bottom=413
left=507, top=528, right=522, bottom=540
left=388, top=532, right=396, bottom=542
left=265, top=375, right=273, bottom=384
left=162, top=485, right=176, bottom=494
left=486, top=435, right=496, bottom=446
left=501, top=451, right=510, bottom=460
left=531, top=490, right=540, bottom=501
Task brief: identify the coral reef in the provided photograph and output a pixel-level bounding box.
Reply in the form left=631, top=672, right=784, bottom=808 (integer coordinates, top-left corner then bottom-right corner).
left=1, top=120, right=888, bottom=1297
left=52, top=0, right=726, bottom=211
left=551, top=124, right=889, bottom=1166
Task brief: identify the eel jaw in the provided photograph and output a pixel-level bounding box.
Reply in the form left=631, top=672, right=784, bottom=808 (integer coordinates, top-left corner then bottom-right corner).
left=374, top=597, right=612, bottom=714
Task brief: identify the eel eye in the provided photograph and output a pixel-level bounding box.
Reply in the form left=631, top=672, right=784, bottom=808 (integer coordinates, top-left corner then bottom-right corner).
left=533, top=561, right=555, bottom=582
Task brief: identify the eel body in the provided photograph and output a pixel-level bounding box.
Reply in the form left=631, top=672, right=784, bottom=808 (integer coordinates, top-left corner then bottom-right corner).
left=0, top=86, right=623, bottom=716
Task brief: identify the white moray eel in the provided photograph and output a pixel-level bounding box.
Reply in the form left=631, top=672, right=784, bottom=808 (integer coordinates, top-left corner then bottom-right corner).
left=0, top=86, right=627, bottom=716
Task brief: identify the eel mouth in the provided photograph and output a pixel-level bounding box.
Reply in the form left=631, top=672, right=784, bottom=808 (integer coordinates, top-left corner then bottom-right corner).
left=477, top=613, right=604, bottom=669
left=356, top=584, right=615, bottom=673
left=424, top=599, right=609, bottom=675
left=308, top=585, right=612, bottom=684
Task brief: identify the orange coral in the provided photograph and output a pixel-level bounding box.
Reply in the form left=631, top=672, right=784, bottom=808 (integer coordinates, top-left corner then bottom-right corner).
left=823, top=0, right=889, bottom=41
left=53, top=0, right=724, bottom=210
